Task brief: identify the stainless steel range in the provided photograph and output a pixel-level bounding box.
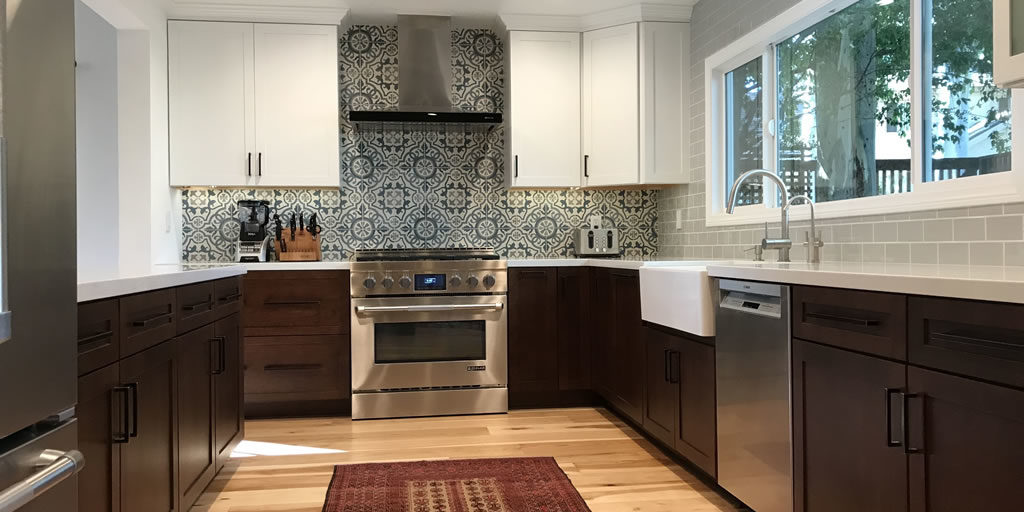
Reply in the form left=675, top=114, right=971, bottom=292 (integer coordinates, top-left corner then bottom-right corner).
left=349, top=248, right=508, bottom=420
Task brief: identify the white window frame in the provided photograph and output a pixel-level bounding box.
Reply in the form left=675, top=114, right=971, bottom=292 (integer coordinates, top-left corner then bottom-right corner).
left=705, top=0, right=1024, bottom=227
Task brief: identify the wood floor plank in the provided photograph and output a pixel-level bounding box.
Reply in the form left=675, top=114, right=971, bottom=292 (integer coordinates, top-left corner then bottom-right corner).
left=191, top=407, right=741, bottom=512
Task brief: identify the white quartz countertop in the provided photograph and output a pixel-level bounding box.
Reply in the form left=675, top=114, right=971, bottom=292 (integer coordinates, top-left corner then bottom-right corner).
left=78, top=264, right=248, bottom=303
left=222, top=258, right=677, bottom=271
left=706, top=261, right=1024, bottom=304
left=238, top=261, right=351, bottom=271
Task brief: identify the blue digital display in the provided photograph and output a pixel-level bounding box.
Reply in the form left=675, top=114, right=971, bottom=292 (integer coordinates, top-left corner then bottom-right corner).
left=415, top=273, right=446, bottom=291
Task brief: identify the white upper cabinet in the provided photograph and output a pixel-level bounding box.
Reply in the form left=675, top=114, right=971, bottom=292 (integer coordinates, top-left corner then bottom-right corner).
left=994, top=0, right=1024, bottom=87
left=169, top=21, right=339, bottom=188
left=582, top=23, right=641, bottom=187
left=582, top=22, right=689, bottom=187
left=505, top=31, right=582, bottom=188
left=169, top=21, right=254, bottom=187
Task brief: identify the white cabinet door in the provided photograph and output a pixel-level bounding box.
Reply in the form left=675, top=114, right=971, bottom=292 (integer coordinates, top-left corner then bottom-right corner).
left=639, top=22, right=689, bottom=185
left=252, top=24, right=339, bottom=187
left=582, top=23, right=640, bottom=187
left=169, top=21, right=255, bottom=187
left=506, top=31, right=581, bottom=188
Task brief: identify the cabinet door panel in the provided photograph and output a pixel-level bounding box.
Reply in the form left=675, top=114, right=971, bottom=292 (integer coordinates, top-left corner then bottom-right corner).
left=77, top=364, right=122, bottom=512
left=252, top=24, right=339, bottom=187
left=643, top=326, right=677, bottom=446
left=215, top=313, right=244, bottom=465
left=908, top=367, right=1024, bottom=512
left=508, top=268, right=559, bottom=407
left=177, top=325, right=216, bottom=507
left=608, top=269, right=644, bottom=423
left=793, top=339, right=907, bottom=512
left=591, top=268, right=614, bottom=401
left=169, top=21, right=254, bottom=187
left=119, top=340, right=178, bottom=512
left=676, top=337, right=716, bottom=477
left=243, top=271, right=349, bottom=336
left=582, top=23, right=639, bottom=186
left=507, top=31, right=581, bottom=188
left=557, top=267, right=591, bottom=392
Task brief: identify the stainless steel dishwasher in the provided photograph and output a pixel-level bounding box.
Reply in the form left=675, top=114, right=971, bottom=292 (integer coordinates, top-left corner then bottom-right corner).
left=714, top=279, right=792, bottom=512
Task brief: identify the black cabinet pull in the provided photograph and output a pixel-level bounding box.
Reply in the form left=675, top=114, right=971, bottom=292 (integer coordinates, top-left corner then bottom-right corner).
left=669, top=351, right=680, bottom=384
left=258, top=152, right=263, bottom=177
left=218, top=292, right=242, bottom=303
left=663, top=349, right=670, bottom=382
left=112, top=386, right=132, bottom=444
left=127, top=382, right=139, bottom=438
left=884, top=387, right=902, bottom=447
left=514, top=155, right=519, bottom=178
left=901, top=392, right=922, bottom=454
left=247, top=152, right=252, bottom=176
left=182, top=298, right=212, bottom=312
left=131, top=311, right=173, bottom=328
left=263, top=299, right=321, bottom=306
left=805, top=311, right=880, bottom=327
left=584, top=154, right=589, bottom=178
left=264, top=363, right=322, bottom=372
left=78, top=330, right=114, bottom=348
left=218, top=336, right=227, bottom=374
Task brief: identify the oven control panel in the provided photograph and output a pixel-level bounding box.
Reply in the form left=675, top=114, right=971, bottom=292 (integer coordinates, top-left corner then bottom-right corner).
left=350, top=262, right=507, bottom=297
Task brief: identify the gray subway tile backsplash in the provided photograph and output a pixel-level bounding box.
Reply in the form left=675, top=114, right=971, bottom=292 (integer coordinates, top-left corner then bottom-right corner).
left=985, top=216, right=1023, bottom=241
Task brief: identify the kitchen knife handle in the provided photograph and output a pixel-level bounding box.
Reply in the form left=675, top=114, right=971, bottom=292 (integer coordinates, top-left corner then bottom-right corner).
left=247, top=152, right=252, bottom=177
left=127, top=382, right=139, bottom=438
left=112, top=386, right=132, bottom=444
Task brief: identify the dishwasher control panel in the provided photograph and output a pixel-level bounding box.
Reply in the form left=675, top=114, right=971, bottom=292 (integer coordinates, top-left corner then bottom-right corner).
left=720, top=291, right=783, bottom=318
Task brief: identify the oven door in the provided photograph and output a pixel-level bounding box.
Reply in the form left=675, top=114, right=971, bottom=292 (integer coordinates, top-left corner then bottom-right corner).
left=351, top=295, right=507, bottom=392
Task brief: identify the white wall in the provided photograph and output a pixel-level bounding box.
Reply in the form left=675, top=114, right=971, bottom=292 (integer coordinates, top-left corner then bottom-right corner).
left=75, top=0, right=120, bottom=274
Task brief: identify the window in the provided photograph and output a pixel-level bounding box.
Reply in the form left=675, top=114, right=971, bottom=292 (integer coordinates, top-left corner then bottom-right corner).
left=706, top=0, right=1023, bottom=226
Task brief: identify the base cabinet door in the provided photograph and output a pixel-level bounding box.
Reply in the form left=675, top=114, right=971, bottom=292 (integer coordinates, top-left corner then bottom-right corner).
left=176, top=325, right=217, bottom=507
left=643, top=326, right=678, bottom=446
left=214, top=313, right=244, bottom=465
left=793, top=339, right=908, bottom=512
left=77, top=364, right=123, bottom=512
left=907, top=367, right=1024, bottom=512
left=608, top=269, right=644, bottom=423
left=556, top=267, right=591, bottom=400
left=675, top=338, right=717, bottom=477
left=119, top=340, right=179, bottom=512
left=508, top=268, right=560, bottom=407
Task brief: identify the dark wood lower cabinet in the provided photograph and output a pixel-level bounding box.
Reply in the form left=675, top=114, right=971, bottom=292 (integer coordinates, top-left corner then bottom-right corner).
left=643, top=326, right=678, bottom=446
left=674, top=336, right=717, bottom=477
left=214, top=313, right=244, bottom=465
left=77, top=364, right=122, bottom=512
left=603, top=269, right=644, bottom=424
left=176, top=325, right=217, bottom=508
left=508, top=268, right=560, bottom=408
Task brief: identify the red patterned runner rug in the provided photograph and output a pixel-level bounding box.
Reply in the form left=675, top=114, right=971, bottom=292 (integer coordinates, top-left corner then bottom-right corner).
left=321, top=457, right=592, bottom=512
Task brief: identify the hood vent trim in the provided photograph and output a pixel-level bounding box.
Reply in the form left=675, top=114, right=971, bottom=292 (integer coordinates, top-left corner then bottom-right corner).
left=347, top=15, right=502, bottom=127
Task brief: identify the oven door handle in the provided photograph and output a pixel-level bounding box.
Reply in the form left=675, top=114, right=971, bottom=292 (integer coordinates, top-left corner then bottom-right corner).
left=355, top=302, right=505, bottom=314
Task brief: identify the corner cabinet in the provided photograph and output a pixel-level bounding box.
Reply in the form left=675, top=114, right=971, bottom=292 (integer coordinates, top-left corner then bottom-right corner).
left=169, top=21, right=340, bottom=188
left=582, top=22, right=689, bottom=187
left=505, top=31, right=582, bottom=188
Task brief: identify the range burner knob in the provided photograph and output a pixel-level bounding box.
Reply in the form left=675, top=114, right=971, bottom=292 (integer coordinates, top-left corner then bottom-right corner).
left=449, top=275, right=462, bottom=287
left=363, top=275, right=377, bottom=289
left=381, top=276, right=394, bottom=289
left=399, top=275, right=412, bottom=289
left=483, top=274, right=496, bottom=288
left=466, top=275, right=479, bottom=287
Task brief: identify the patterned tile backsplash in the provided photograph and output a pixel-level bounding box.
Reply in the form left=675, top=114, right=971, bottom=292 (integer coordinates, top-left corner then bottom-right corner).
left=181, top=25, right=658, bottom=262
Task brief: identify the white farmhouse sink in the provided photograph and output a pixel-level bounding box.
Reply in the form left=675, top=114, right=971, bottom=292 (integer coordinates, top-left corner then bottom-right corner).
left=639, top=261, right=723, bottom=337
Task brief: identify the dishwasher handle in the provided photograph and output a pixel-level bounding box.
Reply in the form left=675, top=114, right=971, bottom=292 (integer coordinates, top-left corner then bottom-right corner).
left=0, top=449, right=85, bottom=512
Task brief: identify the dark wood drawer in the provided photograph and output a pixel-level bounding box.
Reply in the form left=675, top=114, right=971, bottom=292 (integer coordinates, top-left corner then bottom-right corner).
left=120, top=288, right=177, bottom=358
left=176, top=281, right=217, bottom=335
left=793, top=286, right=907, bottom=360
left=909, top=296, right=1024, bottom=389
left=242, top=271, right=349, bottom=336
left=77, top=299, right=120, bottom=375
left=213, top=277, right=243, bottom=319
left=243, top=335, right=350, bottom=401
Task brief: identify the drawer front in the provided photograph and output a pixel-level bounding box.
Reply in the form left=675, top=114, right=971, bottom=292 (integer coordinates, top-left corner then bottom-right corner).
left=78, top=299, right=120, bottom=375
left=120, top=288, right=177, bottom=358
left=213, top=277, right=243, bottom=319
left=176, top=281, right=217, bottom=334
left=243, top=272, right=349, bottom=335
left=909, top=296, right=1024, bottom=388
left=244, top=335, right=349, bottom=400
left=793, top=286, right=907, bottom=360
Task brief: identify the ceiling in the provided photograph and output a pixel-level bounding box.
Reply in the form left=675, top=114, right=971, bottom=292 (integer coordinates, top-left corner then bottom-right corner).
left=166, top=0, right=702, bottom=24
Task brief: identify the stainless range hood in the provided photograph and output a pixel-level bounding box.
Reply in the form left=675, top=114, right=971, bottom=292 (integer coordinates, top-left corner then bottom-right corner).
left=348, top=15, right=502, bottom=125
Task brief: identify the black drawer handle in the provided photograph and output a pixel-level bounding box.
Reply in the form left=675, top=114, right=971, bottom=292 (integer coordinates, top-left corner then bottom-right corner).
left=130, top=311, right=173, bottom=328
left=930, top=331, right=1019, bottom=352
left=263, top=363, right=323, bottom=372
left=901, top=392, right=923, bottom=454
left=218, top=292, right=242, bottom=303
left=182, top=299, right=212, bottom=312
left=263, top=300, right=321, bottom=306
left=127, top=382, right=139, bottom=438
left=884, top=387, right=902, bottom=448
left=112, top=386, right=132, bottom=444
left=77, top=330, right=114, bottom=347
left=669, top=350, right=680, bottom=384
left=805, top=311, right=880, bottom=327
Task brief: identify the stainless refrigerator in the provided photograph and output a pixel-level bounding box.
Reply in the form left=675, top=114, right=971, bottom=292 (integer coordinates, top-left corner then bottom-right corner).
left=0, top=0, right=83, bottom=511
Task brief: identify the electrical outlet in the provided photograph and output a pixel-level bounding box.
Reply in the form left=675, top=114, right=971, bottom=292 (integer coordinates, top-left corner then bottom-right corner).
left=675, top=209, right=683, bottom=230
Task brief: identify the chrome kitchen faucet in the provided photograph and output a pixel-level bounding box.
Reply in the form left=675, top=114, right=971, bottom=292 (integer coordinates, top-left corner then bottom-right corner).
left=726, top=169, right=792, bottom=262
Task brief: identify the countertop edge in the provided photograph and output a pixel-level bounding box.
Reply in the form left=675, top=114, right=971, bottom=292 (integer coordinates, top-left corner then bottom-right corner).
left=78, top=266, right=248, bottom=303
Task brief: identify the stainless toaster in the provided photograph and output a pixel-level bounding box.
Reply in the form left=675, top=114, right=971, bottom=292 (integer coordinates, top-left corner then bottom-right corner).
left=574, top=227, right=620, bottom=256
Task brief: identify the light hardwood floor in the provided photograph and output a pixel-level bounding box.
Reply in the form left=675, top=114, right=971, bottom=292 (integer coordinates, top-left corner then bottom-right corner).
left=192, top=407, right=742, bottom=512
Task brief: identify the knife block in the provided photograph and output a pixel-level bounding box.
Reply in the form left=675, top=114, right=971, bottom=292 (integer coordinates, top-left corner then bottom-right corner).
left=274, top=229, right=322, bottom=262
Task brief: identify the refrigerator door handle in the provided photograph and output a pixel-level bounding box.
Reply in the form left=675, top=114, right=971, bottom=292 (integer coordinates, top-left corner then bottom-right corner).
left=0, top=449, right=84, bottom=512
